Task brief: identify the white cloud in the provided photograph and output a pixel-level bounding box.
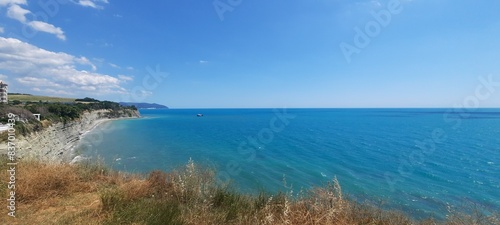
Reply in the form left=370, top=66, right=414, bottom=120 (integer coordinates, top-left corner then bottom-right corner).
left=0, top=37, right=127, bottom=96
left=75, top=56, right=97, bottom=71
left=77, top=0, right=97, bottom=8
left=199, top=60, right=209, bottom=64
left=92, top=57, right=105, bottom=66
left=62, top=70, right=119, bottom=86
left=135, top=90, right=153, bottom=98
left=28, top=21, right=66, bottom=40
left=118, top=75, right=133, bottom=81
left=2, top=2, right=66, bottom=40
left=80, top=85, right=97, bottom=91
left=109, top=63, right=120, bottom=69
left=126, top=66, right=134, bottom=70
left=0, top=0, right=26, bottom=6
left=43, top=88, right=73, bottom=96
left=1, top=0, right=107, bottom=41
left=7, top=4, right=29, bottom=22
left=17, top=77, right=61, bottom=87
left=75, top=0, right=109, bottom=9
left=0, top=27, right=4, bottom=33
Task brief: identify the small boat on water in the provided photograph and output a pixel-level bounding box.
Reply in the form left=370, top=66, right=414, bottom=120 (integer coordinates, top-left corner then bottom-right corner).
left=197, top=114, right=203, bottom=117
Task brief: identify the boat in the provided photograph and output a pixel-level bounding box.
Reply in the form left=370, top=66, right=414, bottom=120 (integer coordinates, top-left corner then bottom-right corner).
left=197, top=114, right=203, bottom=117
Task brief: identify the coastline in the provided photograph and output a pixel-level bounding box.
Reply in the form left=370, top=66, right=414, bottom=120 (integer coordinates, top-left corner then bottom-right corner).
left=69, top=116, right=141, bottom=164
left=78, top=116, right=139, bottom=139
left=0, top=109, right=140, bottom=164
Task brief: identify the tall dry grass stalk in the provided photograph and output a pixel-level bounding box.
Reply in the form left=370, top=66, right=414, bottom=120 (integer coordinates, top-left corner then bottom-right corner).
left=1, top=157, right=498, bottom=225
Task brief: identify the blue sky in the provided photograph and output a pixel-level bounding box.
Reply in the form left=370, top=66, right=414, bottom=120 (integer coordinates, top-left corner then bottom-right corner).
left=0, top=0, right=499, bottom=108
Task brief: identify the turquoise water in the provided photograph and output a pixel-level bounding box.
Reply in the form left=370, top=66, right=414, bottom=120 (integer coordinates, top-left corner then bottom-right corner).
left=76, top=108, right=500, bottom=219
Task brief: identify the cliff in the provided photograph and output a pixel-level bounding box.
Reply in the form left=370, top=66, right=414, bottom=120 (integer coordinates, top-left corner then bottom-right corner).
left=119, top=102, right=168, bottom=109
left=0, top=109, right=140, bottom=163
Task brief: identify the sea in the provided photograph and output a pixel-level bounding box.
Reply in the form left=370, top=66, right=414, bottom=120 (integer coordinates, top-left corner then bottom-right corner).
left=74, top=108, right=500, bottom=220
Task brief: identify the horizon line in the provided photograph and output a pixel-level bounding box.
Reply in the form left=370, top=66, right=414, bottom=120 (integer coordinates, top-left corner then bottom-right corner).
left=145, top=107, right=500, bottom=110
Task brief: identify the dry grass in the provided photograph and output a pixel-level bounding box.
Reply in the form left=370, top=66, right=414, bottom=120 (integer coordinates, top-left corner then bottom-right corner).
left=1, top=157, right=498, bottom=225
left=8, top=94, right=76, bottom=103
left=16, top=161, right=90, bottom=202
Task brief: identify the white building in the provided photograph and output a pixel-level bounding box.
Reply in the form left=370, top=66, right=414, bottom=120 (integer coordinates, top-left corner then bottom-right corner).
left=0, top=81, right=7, bottom=103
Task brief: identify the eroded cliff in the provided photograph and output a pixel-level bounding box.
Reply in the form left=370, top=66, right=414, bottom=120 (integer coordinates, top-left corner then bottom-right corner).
left=0, top=109, right=140, bottom=163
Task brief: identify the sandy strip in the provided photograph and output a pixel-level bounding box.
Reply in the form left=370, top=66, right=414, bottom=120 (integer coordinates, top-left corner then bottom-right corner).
left=69, top=116, right=140, bottom=163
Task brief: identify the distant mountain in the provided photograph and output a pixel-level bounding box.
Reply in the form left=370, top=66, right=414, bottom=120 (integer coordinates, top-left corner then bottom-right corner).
left=119, top=102, right=168, bottom=109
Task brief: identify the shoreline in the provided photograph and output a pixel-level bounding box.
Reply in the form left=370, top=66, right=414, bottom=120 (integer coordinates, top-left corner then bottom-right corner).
left=0, top=109, right=140, bottom=164
left=69, top=116, right=141, bottom=164
left=68, top=118, right=113, bottom=164
left=78, top=116, right=140, bottom=140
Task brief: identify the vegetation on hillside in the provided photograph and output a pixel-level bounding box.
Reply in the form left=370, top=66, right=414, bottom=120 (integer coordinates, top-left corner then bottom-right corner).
left=0, top=98, right=137, bottom=141
left=119, top=102, right=169, bottom=109
left=8, top=93, right=33, bottom=96
left=0, top=158, right=497, bottom=225
left=75, top=97, right=101, bottom=102
left=8, top=94, right=76, bottom=103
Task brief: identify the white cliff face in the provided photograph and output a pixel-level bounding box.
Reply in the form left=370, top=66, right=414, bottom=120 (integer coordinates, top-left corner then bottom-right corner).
left=0, top=109, right=140, bottom=163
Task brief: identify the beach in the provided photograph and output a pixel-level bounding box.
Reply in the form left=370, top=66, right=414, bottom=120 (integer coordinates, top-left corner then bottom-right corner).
left=0, top=109, right=140, bottom=163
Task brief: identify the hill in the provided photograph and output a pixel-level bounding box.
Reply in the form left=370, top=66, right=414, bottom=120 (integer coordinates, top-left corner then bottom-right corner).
left=119, top=102, right=168, bottom=109
left=0, top=98, right=139, bottom=139
left=8, top=94, right=76, bottom=103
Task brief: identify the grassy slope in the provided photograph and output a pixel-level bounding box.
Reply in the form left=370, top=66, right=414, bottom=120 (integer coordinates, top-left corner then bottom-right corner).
left=0, top=159, right=497, bottom=225
left=8, top=94, right=76, bottom=103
